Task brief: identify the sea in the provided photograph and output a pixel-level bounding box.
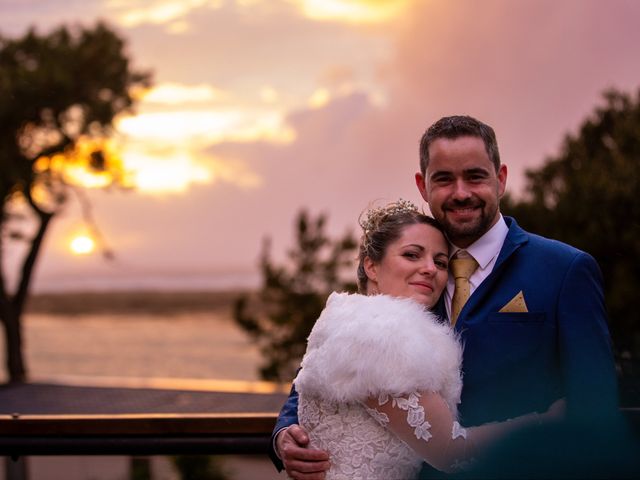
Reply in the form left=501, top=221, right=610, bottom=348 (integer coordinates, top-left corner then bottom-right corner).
left=0, top=276, right=285, bottom=480
left=16, top=311, right=263, bottom=384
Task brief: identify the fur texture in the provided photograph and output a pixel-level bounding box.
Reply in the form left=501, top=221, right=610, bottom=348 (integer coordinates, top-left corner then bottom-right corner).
left=295, top=292, right=463, bottom=413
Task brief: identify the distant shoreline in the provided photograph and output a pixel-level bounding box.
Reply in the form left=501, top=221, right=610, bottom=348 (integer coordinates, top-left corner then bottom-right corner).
left=25, top=289, right=252, bottom=316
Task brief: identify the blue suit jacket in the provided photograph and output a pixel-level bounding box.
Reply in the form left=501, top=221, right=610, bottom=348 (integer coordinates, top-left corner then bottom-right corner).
left=268, top=217, right=618, bottom=469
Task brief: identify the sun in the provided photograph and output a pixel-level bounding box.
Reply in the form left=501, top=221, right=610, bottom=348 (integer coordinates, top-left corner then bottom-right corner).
left=70, top=235, right=96, bottom=255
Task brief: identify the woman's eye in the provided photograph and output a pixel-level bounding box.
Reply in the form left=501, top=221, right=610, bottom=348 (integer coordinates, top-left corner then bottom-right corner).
left=435, top=260, right=448, bottom=269
left=402, top=252, right=419, bottom=260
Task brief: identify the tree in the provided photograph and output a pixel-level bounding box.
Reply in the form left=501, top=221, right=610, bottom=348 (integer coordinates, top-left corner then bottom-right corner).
left=502, top=88, right=640, bottom=393
left=234, top=210, right=357, bottom=381
left=0, top=23, right=151, bottom=382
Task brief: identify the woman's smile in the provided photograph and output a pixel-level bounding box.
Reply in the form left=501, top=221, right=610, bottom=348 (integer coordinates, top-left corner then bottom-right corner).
left=409, top=280, right=434, bottom=293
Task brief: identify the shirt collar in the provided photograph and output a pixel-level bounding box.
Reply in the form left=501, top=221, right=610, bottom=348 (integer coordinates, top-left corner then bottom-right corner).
left=449, top=214, right=508, bottom=270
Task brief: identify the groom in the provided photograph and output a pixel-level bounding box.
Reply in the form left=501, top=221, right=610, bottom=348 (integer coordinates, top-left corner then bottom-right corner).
left=270, top=115, right=619, bottom=479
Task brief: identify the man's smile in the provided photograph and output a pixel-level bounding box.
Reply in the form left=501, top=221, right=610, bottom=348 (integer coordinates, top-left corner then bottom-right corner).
left=444, top=203, right=483, bottom=222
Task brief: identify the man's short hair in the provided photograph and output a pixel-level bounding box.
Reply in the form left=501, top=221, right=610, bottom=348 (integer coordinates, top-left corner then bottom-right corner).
left=419, top=115, right=501, bottom=174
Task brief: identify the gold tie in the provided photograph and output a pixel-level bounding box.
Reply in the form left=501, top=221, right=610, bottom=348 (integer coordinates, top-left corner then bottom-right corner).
left=450, top=254, right=479, bottom=326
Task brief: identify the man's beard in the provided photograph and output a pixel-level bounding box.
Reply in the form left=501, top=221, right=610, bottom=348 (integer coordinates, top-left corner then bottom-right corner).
left=440, top=199, right=497, bottom=245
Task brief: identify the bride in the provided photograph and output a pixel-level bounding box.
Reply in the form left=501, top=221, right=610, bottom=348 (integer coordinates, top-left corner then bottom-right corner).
left=286, top=200, right=561, bottom=479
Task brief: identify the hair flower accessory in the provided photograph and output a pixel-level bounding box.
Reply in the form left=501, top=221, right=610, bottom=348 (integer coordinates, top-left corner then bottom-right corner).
left=359, top=199, right=420, bottom=235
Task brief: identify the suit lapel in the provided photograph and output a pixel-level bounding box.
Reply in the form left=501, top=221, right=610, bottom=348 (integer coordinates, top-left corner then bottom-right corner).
left=455, top=217, right=529, bottom=328
left=493, top=217, right=528, bottom=271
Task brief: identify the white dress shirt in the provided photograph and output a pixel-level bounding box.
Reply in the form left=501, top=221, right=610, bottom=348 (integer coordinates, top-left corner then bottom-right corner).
left=444, top=215, right=509, bottom=320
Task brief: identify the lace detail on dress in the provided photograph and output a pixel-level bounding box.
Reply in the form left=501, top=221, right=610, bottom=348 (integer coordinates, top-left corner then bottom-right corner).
left=452, top=421, right=467, bottom=439
left=370, top=393, right=475, bottom=474
left=449, top=422, right=475, bottom=472
left=450, top=457, right=476, bottom=473
left=364, top=405, right=389, bottom=427
left=299, top=396, right=423, bottom=480
left=377, top=392, right=433, bottom=442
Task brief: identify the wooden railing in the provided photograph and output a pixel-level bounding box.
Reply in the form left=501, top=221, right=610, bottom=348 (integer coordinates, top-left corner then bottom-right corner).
left=2, top=409, right=639, bottom=458
left=0, top=413, right=277, bottom=456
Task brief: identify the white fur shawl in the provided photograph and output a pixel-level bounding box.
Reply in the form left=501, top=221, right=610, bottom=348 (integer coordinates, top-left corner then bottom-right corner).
left=294, top=292, right=463, bottom=413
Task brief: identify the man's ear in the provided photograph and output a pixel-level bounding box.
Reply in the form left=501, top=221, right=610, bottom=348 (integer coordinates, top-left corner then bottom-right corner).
left=415, top=172, right=428, bottom=202
left=363, top=256, right=377, bottom=282
left=497, top=164, right=508, bottom=198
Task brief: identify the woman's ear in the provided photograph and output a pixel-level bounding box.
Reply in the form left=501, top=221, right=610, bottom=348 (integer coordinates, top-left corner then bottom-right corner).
left=363, top=256, right=377, bottom=282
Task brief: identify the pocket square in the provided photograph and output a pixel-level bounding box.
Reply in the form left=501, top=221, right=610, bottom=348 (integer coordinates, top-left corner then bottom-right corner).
left=499, top=291, right=529, bottom=313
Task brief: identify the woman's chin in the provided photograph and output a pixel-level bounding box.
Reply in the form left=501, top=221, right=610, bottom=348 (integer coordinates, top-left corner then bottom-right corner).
left=409, top=292, right=434, bottom=308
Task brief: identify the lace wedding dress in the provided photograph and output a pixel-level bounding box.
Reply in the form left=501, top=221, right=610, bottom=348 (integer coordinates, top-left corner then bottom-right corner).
left=294, top=292, right=464, bottom=480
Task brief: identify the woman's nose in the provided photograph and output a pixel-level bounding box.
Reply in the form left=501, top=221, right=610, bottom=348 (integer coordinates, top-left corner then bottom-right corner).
left=419, top=260, right=436, bottom=275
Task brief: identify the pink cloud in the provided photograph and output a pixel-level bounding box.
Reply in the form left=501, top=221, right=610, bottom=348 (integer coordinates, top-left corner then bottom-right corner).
left=26, top=0, right=640, bottom=289
left=382, top=0, right=640, bottom=192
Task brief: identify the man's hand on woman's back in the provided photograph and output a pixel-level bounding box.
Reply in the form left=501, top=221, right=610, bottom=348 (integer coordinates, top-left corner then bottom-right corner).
left=276, top=424, right=331, bottom=480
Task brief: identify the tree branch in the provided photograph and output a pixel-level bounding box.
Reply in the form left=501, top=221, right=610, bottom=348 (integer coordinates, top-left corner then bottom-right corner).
left=12, top=186, right=54, bottom=316
left=71, top=186, right=115, bottom=260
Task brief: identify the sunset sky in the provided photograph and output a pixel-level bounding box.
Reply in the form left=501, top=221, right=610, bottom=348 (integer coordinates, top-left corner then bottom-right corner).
left=2, top=0, right=640, bottom=292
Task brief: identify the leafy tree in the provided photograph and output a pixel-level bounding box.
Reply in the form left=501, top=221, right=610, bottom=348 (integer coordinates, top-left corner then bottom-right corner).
left=234, top=210, right=357, bottom=381
left=0, top=23, right=151, bottom=382
left=502, top=88, right=640, bottom=395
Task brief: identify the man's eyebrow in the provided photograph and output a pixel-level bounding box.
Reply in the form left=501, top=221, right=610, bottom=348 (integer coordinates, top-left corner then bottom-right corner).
left=464, top=167, right=491, bottom=175
left=429, top=167, right=491, bottom=179
left=428, top=169, right=452, bottom=179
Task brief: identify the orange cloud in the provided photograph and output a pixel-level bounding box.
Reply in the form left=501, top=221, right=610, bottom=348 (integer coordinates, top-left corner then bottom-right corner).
left=106, top=0, right=222, bottom=31
left=291, top=0, right=410, bottom=23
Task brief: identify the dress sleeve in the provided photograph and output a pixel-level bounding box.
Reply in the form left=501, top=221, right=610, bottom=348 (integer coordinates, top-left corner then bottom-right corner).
left=364, top=391, right=547, bottom=473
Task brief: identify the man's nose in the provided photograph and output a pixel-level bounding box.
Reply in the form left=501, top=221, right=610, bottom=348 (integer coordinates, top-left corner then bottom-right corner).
left=451, top=179, right=472, bottom=200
